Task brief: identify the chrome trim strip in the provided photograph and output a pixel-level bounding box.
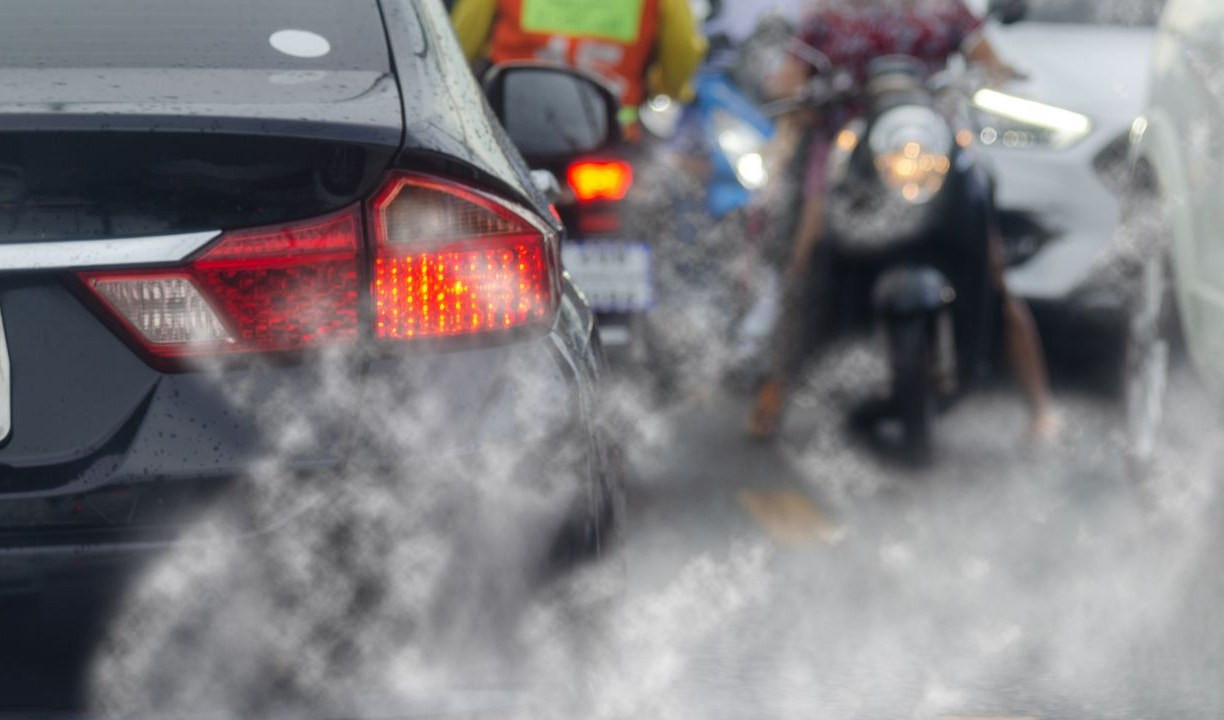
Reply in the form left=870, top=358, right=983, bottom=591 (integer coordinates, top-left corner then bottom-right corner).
left=0, top=231, right=221, bottom=271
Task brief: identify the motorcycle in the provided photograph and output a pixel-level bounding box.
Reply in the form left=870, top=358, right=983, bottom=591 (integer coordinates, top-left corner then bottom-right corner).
left=779, top=54, right=1003, bottom=459
left=641, top=40, right=775, bottom=221
left=480, top=11, right=780, bottom=393
left=634, top=32, right=783, bottom=387
left=479, top=61, right=682, bottom=392
left=545, top=83, right=770, bottom=391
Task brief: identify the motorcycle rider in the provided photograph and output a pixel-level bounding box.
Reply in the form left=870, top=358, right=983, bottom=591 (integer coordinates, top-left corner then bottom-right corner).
left=747, top=0, right=1061, bottom=441
left=450, top=0, right=708, bottom=108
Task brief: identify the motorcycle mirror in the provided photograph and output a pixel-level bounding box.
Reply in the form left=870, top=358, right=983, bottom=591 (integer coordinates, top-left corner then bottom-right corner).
left=639, top=95, right=684, bottom=139
left=750, top=12, right=796, bottom=43
left=483, top=63, right=622, bottom=164
left=832, top=69, right=857, bottom=95
left=987, top=0, right=1028, bottom=24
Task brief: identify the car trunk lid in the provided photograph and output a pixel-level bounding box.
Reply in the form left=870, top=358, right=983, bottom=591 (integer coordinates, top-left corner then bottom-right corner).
left=0, top=0, right=402, bottom=485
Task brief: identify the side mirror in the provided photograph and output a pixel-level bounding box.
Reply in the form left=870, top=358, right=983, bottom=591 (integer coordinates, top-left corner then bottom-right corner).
left=639, top=95, right=684, bottom=139
left=529, top=169, right=562, bottom=204
left=987, top=0, right=1028, bottom=24
left=483, top=63, right=621, bottom=164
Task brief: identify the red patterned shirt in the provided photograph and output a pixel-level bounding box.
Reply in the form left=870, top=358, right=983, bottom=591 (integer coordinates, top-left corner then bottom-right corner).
left=797, top=0, right=983, bottom=82
left=791, top=1, right=984, bottom=195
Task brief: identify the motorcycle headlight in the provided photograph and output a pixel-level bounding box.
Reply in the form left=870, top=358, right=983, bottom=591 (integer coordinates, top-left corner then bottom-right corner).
left=713, top=109, right=769, bottom=190
left=972, top=89, right=1092, bottom=150
left=868, top=106, right=953, bottom=205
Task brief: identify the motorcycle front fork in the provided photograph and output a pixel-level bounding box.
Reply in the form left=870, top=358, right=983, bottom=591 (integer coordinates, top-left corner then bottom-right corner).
left=933, top=309, right=959, bottom=397
left=885, top=308, right=959, bottom=401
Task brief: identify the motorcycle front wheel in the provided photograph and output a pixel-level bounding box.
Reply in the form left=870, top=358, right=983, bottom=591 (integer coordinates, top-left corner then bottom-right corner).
left=889, top=317, right=936, bottom=462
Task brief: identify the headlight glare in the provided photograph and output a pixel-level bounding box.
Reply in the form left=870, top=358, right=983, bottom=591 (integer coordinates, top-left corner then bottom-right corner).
left=868, top=106, right=952, bottom=205
left=735, top=153, right=767, bottom=189
left=972, top=89, right=1092, bottom=150
left=713, top=110, right=770, bottom=190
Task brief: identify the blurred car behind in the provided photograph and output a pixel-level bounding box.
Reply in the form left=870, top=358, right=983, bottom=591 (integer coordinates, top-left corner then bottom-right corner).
left=971, top=0, right=1163, bottom=378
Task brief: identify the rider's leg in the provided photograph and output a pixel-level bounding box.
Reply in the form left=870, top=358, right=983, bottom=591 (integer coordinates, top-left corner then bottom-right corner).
left=748, top=192, right=827, bottom=438
left=1003, top=294, right=1055, bottom=424
left=990, top=230, right=1060, bottom=438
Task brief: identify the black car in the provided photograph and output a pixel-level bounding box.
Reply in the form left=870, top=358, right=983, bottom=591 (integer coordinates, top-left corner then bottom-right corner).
left=0, top=0, right=623, bottom=710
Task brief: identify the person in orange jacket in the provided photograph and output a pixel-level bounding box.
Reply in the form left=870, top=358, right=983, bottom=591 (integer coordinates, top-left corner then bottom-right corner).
left=451, top=0, right=707, bottom=109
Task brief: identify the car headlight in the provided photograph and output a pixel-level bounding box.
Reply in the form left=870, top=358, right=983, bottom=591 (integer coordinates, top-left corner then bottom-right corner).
left=713, top=109, right=769, bottom=190
left=868, top=105, right=953, bottom=205
left=972, top=88, right=1092, bottom=150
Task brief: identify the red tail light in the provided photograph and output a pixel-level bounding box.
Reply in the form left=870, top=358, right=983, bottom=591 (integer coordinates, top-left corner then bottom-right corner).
left=370, top=173, right=557, bottom=340
left=567, top=160, right=633, bottom=202
left=80, top=208, right=361, bottom=358
left=79, top=174, right=556, bottom=363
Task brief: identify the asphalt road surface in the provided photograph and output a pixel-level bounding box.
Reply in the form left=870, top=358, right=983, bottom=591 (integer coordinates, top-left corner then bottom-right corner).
left=616, top=341, right=1224, bottom=719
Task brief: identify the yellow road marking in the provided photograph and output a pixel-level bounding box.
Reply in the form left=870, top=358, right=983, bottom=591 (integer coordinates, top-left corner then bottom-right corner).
left=736, top=489, right=841, bottom=546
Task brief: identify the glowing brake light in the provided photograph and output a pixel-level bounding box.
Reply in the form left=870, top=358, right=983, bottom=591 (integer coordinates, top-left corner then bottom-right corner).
left=567, top=160, right=633, bottom=202
left=80, top=208, right=361, bottom=358
left=370, top=173, right=558, bottom=340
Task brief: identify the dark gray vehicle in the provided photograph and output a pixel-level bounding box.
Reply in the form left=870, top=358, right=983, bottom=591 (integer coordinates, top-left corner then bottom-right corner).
left=0, top=0, right=624, bottom=711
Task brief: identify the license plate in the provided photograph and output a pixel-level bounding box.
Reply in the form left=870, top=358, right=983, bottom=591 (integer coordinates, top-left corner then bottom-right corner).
left=562, top=241, right=653, bottom=312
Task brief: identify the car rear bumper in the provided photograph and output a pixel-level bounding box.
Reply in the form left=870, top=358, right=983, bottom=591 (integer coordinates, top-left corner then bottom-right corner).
left=0, top=314, right=614, bottom=592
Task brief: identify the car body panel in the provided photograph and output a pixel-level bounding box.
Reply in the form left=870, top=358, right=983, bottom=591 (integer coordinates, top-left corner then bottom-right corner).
left=0, top=69, right=403, bottom=147
left=379, top=0, right=547, bottom=213
left=0, top=280, right=159, bottom=474
left=0, top=0, right=392, bottom=71
left=988, top=25, right=1153, bottom=119
left=986, top=23, right=1154, bottom=303
left=1137, top=0, right=1224, bottom=381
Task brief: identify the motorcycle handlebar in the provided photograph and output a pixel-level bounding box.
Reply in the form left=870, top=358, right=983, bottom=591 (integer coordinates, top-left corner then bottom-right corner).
left=760, top=71, right=858, bottom=118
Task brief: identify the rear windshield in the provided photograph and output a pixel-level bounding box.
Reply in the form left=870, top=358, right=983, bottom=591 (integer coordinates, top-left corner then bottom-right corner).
left=0, top=0, right=389, bottom=71
left=1023, top=0, right=1165, bottom=26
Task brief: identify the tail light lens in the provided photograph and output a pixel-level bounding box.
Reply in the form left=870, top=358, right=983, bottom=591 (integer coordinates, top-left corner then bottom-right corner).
left=78, top=174, right=556, bottom=364
left=80, top=208, right=361, bottom=358
left=567, top=160, right=633, bottom=202
left=370, top=173, right=557, bottom=340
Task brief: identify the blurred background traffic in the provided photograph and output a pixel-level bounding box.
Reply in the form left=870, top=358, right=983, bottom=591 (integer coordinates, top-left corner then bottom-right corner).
left=430, top=0, right=1224, bottom=716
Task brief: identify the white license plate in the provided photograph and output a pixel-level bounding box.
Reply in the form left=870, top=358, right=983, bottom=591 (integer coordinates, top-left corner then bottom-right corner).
left=562, top=241, right=653, bottom=312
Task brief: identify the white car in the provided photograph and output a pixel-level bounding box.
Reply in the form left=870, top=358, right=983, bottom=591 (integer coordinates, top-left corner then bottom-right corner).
left=1132, top=0, right=1224, bottom=436
left=968, top=0, right=1162, bottom=377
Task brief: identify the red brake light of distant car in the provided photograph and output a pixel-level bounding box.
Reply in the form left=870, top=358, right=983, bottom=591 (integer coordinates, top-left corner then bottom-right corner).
left=369, top=173, right=557, bottom=340
left=567, top=161, right=633, bottom=202
left=79, top=208, right=361, bottom=358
